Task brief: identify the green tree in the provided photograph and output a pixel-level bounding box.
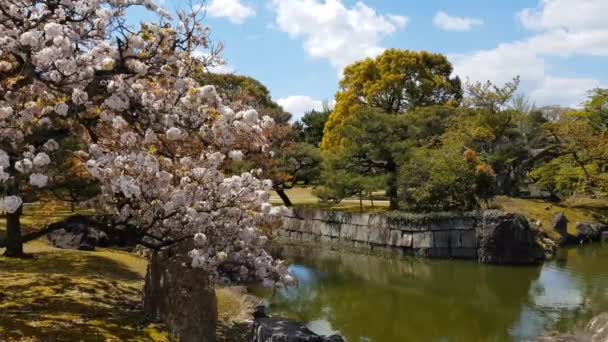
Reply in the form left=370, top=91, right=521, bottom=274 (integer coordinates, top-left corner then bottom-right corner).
left=322, top=49, right=462, bottom=148
left=399, top=146, right=496, bottom=211
left=321, top=108, right=411, bottom=209
left=297, top=108, right=331, bottom=147
left=46, top=137, right=99, bottom=212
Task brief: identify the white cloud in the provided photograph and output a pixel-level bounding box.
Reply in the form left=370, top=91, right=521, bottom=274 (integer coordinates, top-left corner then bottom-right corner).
left=531, top=77, right=601, bottom=107
left=206, top=0, right=255, bottom=24
left=207, top=63, right=234, bottom=74
left=451, top=41, right=546, bottom=85
left=518, top=0, right=608, bottom=31
left=270, top=0, right=408, bottom=70
left=277, top=95, right=330, bottom=120
left=191, top=50, right=235, bottom=74
left=453, top=0, right=607, bottom=107
left=433, top=11, right=483, bottom=32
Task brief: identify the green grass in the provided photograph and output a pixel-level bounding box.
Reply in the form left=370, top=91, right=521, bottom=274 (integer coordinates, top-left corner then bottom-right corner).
left=494, top=196, right=608, bottom=238
left=270, top=187, right=389, bottom=212
left=0, top=203, right=254, bottom=341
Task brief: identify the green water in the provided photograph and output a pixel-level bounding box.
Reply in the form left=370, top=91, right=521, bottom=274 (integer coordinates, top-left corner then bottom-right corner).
left=264, top=244, right=608, bottom=342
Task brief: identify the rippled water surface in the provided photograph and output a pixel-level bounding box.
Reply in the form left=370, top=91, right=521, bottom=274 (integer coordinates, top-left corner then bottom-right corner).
left=262, top=244, right=608, bottom=342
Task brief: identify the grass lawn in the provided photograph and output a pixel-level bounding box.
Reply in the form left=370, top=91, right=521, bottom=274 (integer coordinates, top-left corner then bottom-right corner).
left=0, top=204, right=253, bottom=341
left=495, top=196, right=608, bottom=238
left=270, top=187, right=390, bottom=213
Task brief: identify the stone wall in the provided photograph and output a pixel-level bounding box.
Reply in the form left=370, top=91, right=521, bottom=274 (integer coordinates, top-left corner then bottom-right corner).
left=277, top=207, right=480, bottom=259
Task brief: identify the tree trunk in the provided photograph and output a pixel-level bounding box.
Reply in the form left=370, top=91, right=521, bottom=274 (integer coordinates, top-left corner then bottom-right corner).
left=4, top=206, right=24, bottom=257
left=275, top=188, right=293, bottom=207
left=386, top=160, right=399, bottom=210
left=359, top=192, right=363, bottom=212
left=144, top=250, right=218, bottom=342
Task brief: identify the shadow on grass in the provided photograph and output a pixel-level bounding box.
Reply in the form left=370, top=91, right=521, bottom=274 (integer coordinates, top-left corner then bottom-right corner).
left=217, top=320, right=252, bottom=342
left=0, top=250, right=170, bottom=341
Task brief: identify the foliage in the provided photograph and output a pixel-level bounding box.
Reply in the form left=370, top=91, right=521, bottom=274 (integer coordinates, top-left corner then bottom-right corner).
left=320, top=107, right=411, bottom=209
left=399, top=145, right=496, bottom=211
left=45, top=137, right=99, bottom=212
left=531, top=91, right=608, bottom=197
left=322, top=49, right=462, bottom=148
left=296, top=109, right=331, bottom=147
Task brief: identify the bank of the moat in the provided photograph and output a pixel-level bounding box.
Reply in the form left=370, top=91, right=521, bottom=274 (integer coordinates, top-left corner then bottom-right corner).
left=276, top=207, right=557, bottom=264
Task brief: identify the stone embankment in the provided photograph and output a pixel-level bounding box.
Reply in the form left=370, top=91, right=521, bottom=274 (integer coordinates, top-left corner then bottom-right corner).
left=276, top=207, right=549, bottom=264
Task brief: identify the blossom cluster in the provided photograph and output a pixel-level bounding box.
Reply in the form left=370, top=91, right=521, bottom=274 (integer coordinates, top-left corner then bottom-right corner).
left=0, top=0, right=292, bottom=286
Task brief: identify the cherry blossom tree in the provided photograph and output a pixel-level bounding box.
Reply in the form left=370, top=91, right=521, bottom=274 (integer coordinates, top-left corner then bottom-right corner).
left=0, top=0, right=292, bottom=286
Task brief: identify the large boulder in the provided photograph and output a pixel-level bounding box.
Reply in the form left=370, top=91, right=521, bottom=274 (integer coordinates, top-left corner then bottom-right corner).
left=477, top=210, right=545, bottom=265
left=143, top=249, right=217, bottom=342
left=551, top=213, right=569, bottom=244
left=575, top=222, right=608, bottom=243
left=46, top=220, right=109, bottom=251
left=252, top=307, right=345, bottom=342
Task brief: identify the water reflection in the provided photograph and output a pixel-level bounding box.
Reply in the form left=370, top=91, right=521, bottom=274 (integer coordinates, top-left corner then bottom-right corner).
left=262, top=244, right=608, bottom=342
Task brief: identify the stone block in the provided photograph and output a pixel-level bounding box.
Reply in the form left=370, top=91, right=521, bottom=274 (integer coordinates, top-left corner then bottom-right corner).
left=289, top=231, right=302, bottom=241
left=400, top=233, right=413, bottom=248
left=368, top=214, right=388, bottom=229
left=329, top=222, right=341, bottom=238
left=460, top=230, right=477, bottom=248
left=412, top=231, right=433, bottom=249
left=300, top=219, right=313, bottom=234
left=354, top=225, right=370, bottom=242
left=369, top=226, right=390, bottom=245
left=389, top=229, right=402, bottom=246
left=301, top=233, right=314, bottom=242
left=433, top=231, right=451, bottom=248
left=450, top=230, right=462, bottom=248
left=323, top=210, right=343, bottom=224
left=311, top=220, right=325, bottom=236
left=350, top=213, right=371, bottom=226
left=340, top=224, right=358, bottom=240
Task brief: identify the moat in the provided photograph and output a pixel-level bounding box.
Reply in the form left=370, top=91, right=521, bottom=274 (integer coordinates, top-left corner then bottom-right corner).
left=261, top=243, right=608, bottom=342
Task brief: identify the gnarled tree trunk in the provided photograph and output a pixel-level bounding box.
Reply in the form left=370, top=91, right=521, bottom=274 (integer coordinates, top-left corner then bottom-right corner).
left=275, top=188, right=293, bottom=207
left=143, top=249, right=218, bottom=342
left=3, top=206, right=24, bottom=257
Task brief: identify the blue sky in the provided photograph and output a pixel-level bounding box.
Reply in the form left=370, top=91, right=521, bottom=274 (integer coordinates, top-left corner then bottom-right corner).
left=130, top=0, right=608, bottom=120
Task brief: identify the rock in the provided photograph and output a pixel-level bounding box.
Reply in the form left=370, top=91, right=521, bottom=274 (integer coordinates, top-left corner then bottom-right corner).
left=477, top=210, right=544, bottom=265
left=575, top=222, right=608, bottom=243
left=551, top=213, right=569, bottom=244
left=143, top=249, right=217, bottom=342
left=587, top=313, right=608, bottom=341
left=252, top=306, right=345, bottom=342
left=47, top=221, right=109, bottom=251
left=537, top=312, right=608, bottom=341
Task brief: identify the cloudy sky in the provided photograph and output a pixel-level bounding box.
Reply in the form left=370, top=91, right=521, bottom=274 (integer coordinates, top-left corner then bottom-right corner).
left=133, top=0, right=608, bottom=120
